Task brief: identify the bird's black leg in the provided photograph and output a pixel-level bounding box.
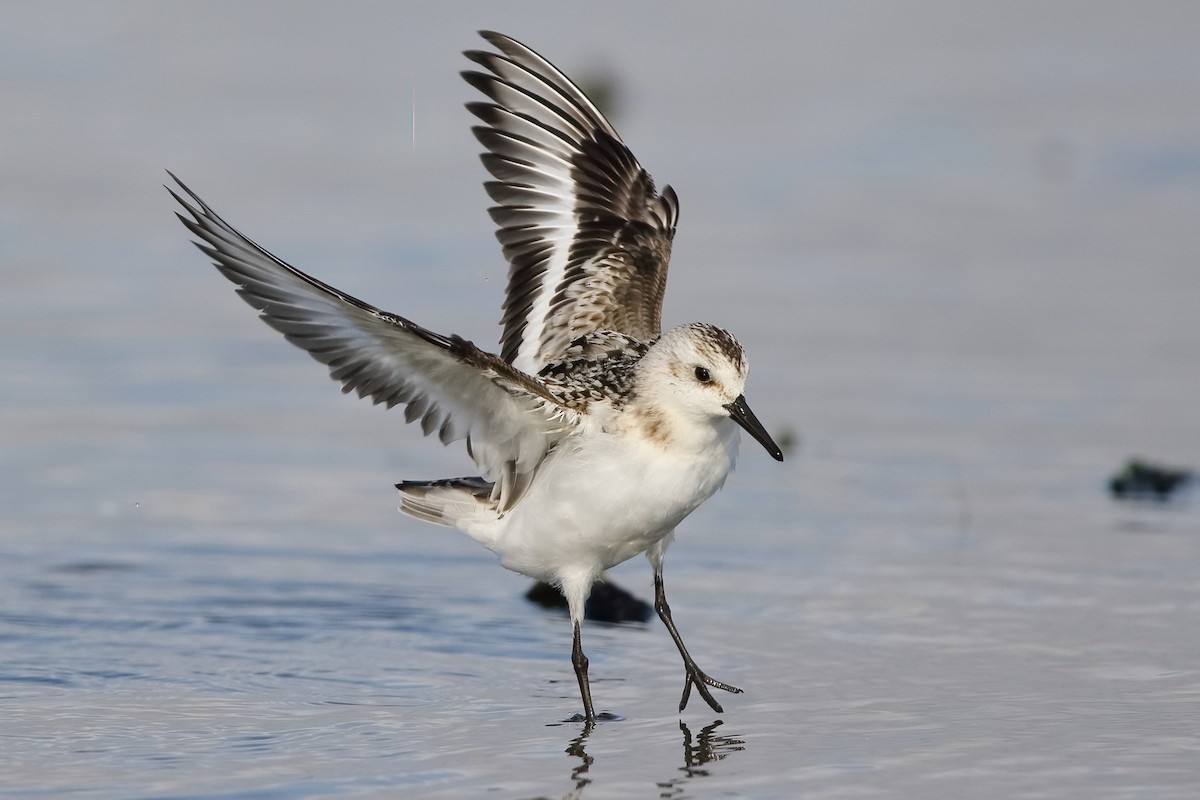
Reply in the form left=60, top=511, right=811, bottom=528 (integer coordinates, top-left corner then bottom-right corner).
left=654, top=567, right=742, bottom=713
left=572, top=618, right=596, bottom=722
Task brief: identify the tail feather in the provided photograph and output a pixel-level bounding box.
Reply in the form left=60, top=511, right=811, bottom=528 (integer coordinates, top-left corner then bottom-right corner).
left=396, top=476, right=498, bottom=527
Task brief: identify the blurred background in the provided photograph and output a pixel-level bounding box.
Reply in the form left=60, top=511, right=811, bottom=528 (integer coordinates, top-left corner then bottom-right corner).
left=2, top=2, right=1198, bottom=798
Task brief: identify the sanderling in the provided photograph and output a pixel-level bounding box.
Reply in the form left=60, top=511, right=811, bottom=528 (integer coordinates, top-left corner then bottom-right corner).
left=169, top=30, right=782, bottom=722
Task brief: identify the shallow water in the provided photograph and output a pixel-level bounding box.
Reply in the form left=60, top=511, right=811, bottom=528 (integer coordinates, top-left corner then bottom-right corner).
left=3, top=3, right=1199, bottom=798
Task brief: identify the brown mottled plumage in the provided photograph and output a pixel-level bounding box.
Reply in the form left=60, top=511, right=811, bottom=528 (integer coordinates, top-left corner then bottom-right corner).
left=538, top=331, right=648, bottom=411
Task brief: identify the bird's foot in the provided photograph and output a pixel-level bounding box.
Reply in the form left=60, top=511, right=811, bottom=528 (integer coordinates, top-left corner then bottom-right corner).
left=565, top=711, right=621, bottom=724
left=679, top=662, right=743, bottom=713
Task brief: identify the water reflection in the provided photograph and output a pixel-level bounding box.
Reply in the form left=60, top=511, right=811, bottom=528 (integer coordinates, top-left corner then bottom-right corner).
left=671, top=719, right=746, bottom=780
left=560, top=725, right=594, bottom=799
left=553, top=719, right=746, bottom=799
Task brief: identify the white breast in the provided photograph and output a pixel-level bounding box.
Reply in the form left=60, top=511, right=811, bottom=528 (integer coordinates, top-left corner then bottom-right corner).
left=481, top=416, right=741, bottom=582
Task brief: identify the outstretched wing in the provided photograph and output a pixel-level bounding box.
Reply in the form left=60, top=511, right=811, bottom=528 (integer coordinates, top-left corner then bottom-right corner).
left=463, top=30, right=678, bottom=375
left=168, top=173, right=576, bottom=512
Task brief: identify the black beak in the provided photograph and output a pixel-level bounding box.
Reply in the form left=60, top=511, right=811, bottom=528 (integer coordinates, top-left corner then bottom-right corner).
left=724, top=395, right=784, bottom=462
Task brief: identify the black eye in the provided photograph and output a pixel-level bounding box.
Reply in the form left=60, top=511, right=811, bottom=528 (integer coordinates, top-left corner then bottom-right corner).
left=694, top=366, right=712, bottom=383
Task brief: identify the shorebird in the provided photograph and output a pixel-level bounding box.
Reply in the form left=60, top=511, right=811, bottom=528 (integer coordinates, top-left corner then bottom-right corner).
left=170, top=30, right=782, bottom=722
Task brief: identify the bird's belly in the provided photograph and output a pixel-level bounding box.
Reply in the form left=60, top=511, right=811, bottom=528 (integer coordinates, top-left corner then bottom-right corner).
left=488, top=431, right=737, bottom=580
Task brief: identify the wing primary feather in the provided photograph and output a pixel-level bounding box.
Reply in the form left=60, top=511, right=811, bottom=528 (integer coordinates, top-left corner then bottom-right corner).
left=168, top=170, right=580, bottom=513
left=463, top=33, right=678, bottom=374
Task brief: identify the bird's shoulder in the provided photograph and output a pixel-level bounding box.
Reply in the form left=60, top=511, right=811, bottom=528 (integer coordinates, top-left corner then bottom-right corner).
left=536, top=331, right=652, bottom=411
